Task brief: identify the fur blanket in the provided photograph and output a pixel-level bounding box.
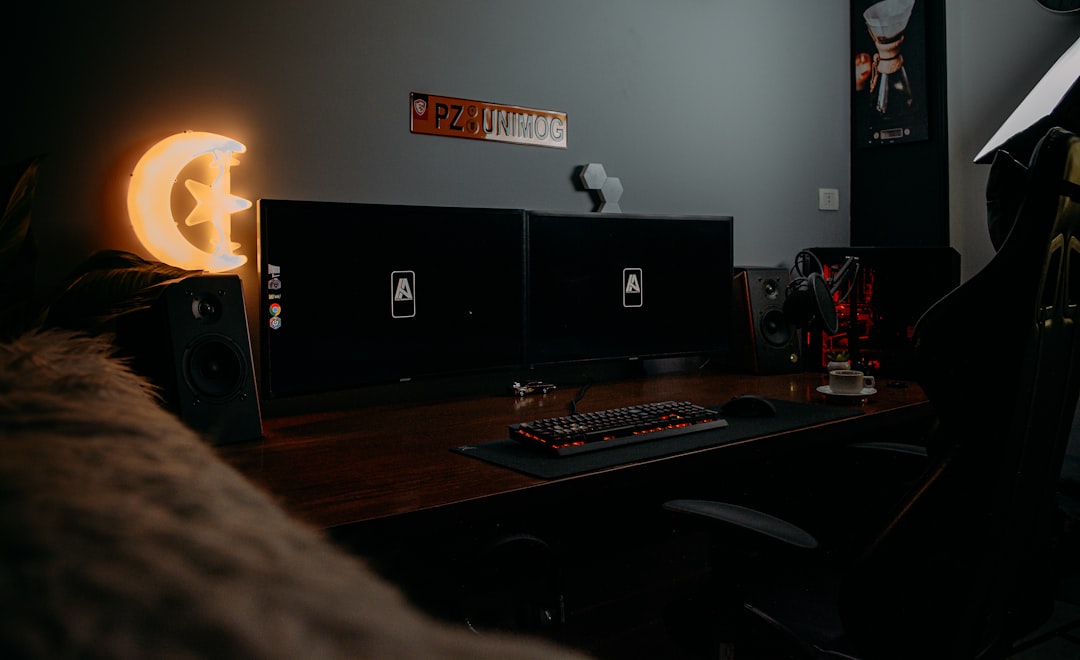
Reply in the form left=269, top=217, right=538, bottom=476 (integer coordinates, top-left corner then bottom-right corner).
left=0, top=330, right=585, bottom=659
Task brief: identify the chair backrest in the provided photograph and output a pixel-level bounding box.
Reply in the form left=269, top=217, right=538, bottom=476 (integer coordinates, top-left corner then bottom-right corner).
left=839, top=127, right=1080, bottom=660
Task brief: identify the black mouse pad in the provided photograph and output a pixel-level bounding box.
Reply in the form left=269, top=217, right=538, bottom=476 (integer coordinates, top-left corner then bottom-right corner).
left=452, top=399, right=863, bottom=479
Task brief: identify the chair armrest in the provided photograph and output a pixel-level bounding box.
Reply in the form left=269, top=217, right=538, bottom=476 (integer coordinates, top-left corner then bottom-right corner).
left=846, top=441, right=928, bottom=458
left=663, top=500, right=819, bottom=550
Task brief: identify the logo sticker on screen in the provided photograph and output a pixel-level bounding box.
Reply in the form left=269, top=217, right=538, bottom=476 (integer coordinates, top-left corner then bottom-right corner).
left=267, top=264, right=282, bottom=292
left=392, top=270, right=416, bottom=318
left=623, top=268, right=643, bottom=307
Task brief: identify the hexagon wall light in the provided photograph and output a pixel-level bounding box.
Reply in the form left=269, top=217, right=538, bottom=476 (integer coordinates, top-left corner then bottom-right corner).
left=579, top=162, right=624, bottom=213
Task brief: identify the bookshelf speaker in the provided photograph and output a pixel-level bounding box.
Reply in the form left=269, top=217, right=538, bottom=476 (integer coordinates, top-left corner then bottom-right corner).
left=115, top=273, right=262, bottom=444
left=731, top=267, right=802, bottom=374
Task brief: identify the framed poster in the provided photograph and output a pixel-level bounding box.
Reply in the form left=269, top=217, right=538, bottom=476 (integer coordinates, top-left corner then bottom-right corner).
left=852, top=0, right=929, bottom=147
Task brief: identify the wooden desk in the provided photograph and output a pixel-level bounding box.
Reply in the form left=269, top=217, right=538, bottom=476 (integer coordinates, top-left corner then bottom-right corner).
left=217, top=369, right=932, bottom=648
left=216, top=370, right=931, bottom=532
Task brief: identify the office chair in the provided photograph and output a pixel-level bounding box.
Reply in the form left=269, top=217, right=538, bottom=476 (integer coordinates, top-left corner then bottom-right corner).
left=664, top=126, right=1080, bottom=660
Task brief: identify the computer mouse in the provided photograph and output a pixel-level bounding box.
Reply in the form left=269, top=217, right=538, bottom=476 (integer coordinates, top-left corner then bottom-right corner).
left=720, top=394, right=777, bottom=418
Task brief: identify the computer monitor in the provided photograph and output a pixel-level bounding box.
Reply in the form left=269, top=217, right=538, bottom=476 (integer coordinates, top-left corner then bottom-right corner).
left=257, top=200, right=526, bottom=397
left=525, top=211, right=734, bottom=366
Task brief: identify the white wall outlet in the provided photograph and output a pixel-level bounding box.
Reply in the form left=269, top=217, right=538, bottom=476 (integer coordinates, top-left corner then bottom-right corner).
left=818, top=188, right=840, bottom=211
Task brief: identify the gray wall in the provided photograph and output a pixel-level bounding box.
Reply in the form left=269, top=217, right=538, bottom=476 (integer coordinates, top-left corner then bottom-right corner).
left=5, top=0, right=851, bottom=300
left=5, top=1, right=1079, bottom=304
left=947, top=0, right=1080, bottom=280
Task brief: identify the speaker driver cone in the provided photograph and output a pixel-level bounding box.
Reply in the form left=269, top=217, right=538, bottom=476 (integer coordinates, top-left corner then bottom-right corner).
left=761, top=308, right=793, bottom=347
left=184, top=335, right=245, bottom=401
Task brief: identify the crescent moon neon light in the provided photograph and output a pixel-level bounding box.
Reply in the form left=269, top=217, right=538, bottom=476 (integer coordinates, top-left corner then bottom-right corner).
left=127, top=131, right=252, bottom=271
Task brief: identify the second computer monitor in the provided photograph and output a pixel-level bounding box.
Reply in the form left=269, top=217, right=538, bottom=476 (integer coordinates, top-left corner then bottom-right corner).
left=526, top=211, right=734, bottom=366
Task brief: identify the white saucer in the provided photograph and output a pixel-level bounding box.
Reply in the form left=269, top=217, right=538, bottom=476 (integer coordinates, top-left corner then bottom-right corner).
left=817, top=385, right=877, bottom=400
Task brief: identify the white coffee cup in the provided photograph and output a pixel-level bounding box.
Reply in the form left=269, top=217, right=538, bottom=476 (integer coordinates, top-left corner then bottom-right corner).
left=829, top=369, right=875, bottom=395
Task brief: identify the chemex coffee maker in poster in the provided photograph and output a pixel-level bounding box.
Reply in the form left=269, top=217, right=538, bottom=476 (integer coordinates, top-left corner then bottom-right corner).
left=854, top=0, right=929, bottom=146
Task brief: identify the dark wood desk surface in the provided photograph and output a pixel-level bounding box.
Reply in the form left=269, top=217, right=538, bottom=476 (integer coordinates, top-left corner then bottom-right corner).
left=216, top=370, right=932, bottom=531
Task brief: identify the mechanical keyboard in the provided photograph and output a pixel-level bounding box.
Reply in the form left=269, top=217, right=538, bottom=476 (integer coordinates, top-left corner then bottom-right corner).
left=509, top=400, right=728, bottom=457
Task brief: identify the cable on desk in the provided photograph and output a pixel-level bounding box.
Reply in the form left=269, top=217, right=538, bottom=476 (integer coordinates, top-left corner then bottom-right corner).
left=570, top=382, right=596, bottom=412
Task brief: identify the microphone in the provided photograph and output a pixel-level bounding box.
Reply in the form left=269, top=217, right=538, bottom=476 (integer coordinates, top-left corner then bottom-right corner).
left=783, top=252, right=859, bottom=335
